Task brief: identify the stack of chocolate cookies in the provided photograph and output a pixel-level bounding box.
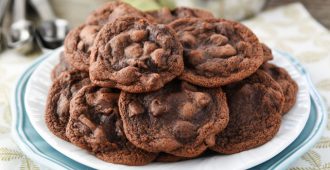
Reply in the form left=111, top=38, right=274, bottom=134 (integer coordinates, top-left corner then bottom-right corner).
left=46, top=1, right=298, bottom=166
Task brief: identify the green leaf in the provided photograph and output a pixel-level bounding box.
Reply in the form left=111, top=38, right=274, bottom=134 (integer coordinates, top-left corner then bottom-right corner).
left=0, top=148, right=24, bottom=161
left=302, top=150, right=321, bottom=168
left=0, top=87, right=12, bottom=126
left=316, top=79, right=330, bottom=91
left=157, top=0, right=176, bottom=9
left=297, top=51, right=326, bottom=63
left=0, top=126, right=9, bottom=134
left=315, top=137, right=330, bottom=148
left=289, top=167, right=314, bottom=170
left=123, top=0, right=162, bottom=11
left=321, top=163, right=330, bottom=169
left=20, top=156, right=40, bottom=170
left=327, top=107, right=330, bottom=130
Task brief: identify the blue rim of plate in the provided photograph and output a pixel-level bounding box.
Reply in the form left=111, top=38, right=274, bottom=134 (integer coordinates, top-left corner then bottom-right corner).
left=10, top=50, right=327, bottom=170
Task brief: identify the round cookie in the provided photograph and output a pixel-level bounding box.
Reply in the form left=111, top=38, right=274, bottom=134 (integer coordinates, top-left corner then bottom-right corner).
left=261, top=43, right=273, bottom=63
left=64, top=24, right=101, bottom=71
left=66, top=85, right=157, bottom=165
left=119, top=80, right=229, bottom=157
left=90, top=17, right=184, bottom=93
left=155, top=153, right=189, bottom=162
left=261, top=63, right=298, bottom=114
left=146, top=7, right=214, bottom=24
left=85, top=1, right=155, bottom=25
left=45, top=70, right=90, bottom=141
left=169, top=18, right=264, bottom=87
left=211, top=70, right=284, bottom=154
left=51, top=52, right=74, bottom=81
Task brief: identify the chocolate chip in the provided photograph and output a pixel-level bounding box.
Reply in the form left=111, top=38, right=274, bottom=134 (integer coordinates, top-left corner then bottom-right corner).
left=236, top=41, right=253, bottom=56
left=130, top=30, right=148, bottom=42
left=195, top=59, right=230, bottom=75
left=91, top=92, right=119, bottom=115
left=77, top=41, right=85, bottom=51
left=186, top=49, right=205, bottom=66
left=180, top=32, right=196, bottom=48
left=110, top=34, right=129, bottom=51
left=56, top=94, right=69, bottom=117
left=115, top=120, right=124, bottom=137
left=205, top=44, right=237, bottom=58
left=93, top=126, right=106, bottom=140
left=143, top=41, right=158, bottom=55
left=113, top=66, right=140, bottom=85
left=78, top=114, right=96, bottom=130
left=179, top=102, right=197, bottom=119
left=151, top=48, right=166, bottom=68
left=99, top=115, right=111, bottom=124
left=140, top=73, right=161, bottom=87
left=173, top=120, right=197, bottom=142
left=204, top=134, right=216, bottom=146
left=209, top=34, right=228, bottom=45
left=149, top=99, right=168, bottom=116
left=71, top=79, right=90, bottom=95
left=128, top=101, right=145, bottom=117
left=193, top=92, right=211, bottom=107
left=125, top=43, right=143, bottom=58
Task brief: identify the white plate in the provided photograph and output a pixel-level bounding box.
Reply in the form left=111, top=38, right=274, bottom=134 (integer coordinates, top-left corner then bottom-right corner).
left=24, top=47, right=311, bottom=170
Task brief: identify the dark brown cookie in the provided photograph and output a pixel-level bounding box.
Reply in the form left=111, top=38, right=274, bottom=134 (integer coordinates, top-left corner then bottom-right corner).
left=45, top=71, right=90, bottom=141
left=119, top=80, right=229, bottom=157
left=261, top=43, right=273, bottom=62
left=146, top=7, right=214, bottom=24
left=169, top=18, right=264, bottom=87
left=64, top=24, right=101, bottom=71
left=66, top=85, right=157, bottom=165
left=85, top=1, right=155, bottom=25
left=261, top=63, right=298, bottom=114
left=155, top=153, right=189, bottom=162
left=211, top=70, right=284, bottom=154
left=51, top=52, right=74, bottom=81
left=90, top=17, right=184, bottom=93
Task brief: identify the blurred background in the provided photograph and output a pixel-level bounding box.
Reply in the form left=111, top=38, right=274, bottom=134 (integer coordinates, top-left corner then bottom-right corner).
left=28, top=0, right=330, bottom=27
left=0, top=1, right=329, bottom=170
left=0, top=0, right=329, bottom=54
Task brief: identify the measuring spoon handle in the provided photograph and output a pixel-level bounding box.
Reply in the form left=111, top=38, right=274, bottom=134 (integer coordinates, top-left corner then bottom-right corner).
left=30, top=0, right=56, bottom=21
left=0, top=0, right=10, bottom=24
left=13, top=0, right=28, bottom=22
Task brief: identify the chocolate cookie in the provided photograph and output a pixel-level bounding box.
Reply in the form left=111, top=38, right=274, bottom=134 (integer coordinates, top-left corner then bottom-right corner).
left=169, top=18, right=264, bottom=87
left=90, top=17, right=184, bottom=93
left=85, top=1, right=154, bottom=25
left=119, top=80, right=229, bottom=157
left=155, top=153, right=188, bottom=162
left=147, top=7, right=214, bottom=24
left=45, top=71, right=90, bottom=140
left=211, top=70, right=284, bottom=154
left=51, top=52, right=74, bottom=81
left=66, top=85, right=157, bottom=165
left=261, top=63, right=298, bottom=114
left=261, top=43, right=273, bottom=62
left=64, top=24, right=101, bottom=71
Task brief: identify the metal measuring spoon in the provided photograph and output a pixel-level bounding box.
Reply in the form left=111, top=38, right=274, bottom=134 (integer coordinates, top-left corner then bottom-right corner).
left=30, top=0, right=69, bottom=51
left=7, top=0, right=34, bottom=54
left=0, top=0, right=11, bottom=52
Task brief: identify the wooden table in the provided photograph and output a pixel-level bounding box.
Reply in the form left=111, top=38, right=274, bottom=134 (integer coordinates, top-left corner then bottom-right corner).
left=265, top=0, right=330, bottom=29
